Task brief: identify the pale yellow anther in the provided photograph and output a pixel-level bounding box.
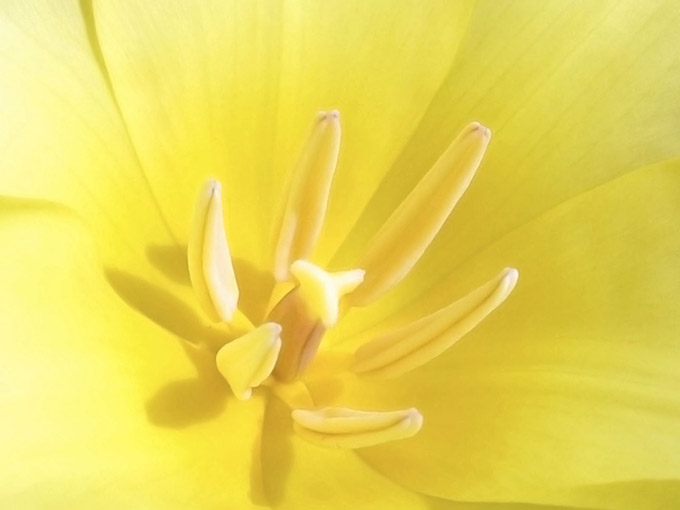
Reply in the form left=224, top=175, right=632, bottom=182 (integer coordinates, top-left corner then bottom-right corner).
left=273, top=111, right=341, bottom=281
left=188, top=179, right=239, bottom=323
left=292, top=407, right=423, bottom=449
left=349, top=122, right=491, bottom=307
left=354, top=267, right=518, bottom=378
left=290, top=260, right=364, bottom=327
left=215, top=323, right=282, bottom=401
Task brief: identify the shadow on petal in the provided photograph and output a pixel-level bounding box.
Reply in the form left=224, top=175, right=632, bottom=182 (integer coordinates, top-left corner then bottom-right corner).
left=233, top=257, right=276, bottom=324
left=142, top=340, right=229, bottom=429
left=145, top=244, right=275, bottom=325
left=144, top=337, right=229, bottom=429
left=425, top=496, right=592, bottom=510
left=105, top=268, right=232, bottom=428
left=566, top=479, right=680, bottom=510
left=145, top=377, right=228, bottom=428
left=146, top=243, right=191, bottom=286
left=104, top=268, right=230, bottom=350
left=0, top=195, right=74, bottom=219
left=254, top=394, right=295, bottom=508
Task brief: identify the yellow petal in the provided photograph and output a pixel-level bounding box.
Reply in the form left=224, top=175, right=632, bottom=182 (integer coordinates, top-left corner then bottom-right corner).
left=216, top=323, right=282, bottom=401
left=330, top=0, right=680, bottom=333
left=264, top=398, right=549, bottom=508
left=91, top=0, right=475, bottom=274
left=0, top=0, right=175, bottom=268
left=188, top=179, right=239, bottom=323
left=0, top=202, right=262, bottom=508
left=325, top=161, right=680, bottom=509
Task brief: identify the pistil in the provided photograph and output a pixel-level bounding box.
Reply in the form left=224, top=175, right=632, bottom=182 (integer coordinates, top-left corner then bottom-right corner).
left=269, top=260, right=363, bottom=382
left=290, top=260, right=364, bottom=328
left=267, top=288, right=325, bottom=383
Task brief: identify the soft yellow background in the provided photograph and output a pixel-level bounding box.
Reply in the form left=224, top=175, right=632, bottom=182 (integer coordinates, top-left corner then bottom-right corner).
left=1, top=1, right=679, bottom=508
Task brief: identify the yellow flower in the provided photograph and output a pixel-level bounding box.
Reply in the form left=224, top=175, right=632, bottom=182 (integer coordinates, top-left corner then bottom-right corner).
left=1, top=1, right=680, bottom=509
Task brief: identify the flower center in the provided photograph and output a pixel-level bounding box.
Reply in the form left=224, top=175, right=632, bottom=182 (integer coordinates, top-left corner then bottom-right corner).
left=186, top=111, right=517, bottom=448
left=268, top=260, right=364, bottom=382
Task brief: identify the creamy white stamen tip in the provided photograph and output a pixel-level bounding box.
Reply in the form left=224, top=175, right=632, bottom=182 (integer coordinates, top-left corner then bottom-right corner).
left=292, top=407, right=423, bottom=448
left=468, top=121, right=491, bottom=137
left=216, top=323, right=282, bottom=401
left=329, top=109, right=340, bottom=119
left=501, top=267, right=519, bottom=292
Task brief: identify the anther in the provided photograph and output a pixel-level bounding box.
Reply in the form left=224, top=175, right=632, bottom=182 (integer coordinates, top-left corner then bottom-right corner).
left=215, top=323, right=282, bottom=400
left=292, top=407, right=423, bottom=448
left=188, top=179, right=239, bottom=322
left=273, top=111, right=342, bottom=281
left=348, top=122, right=491, bottom=307
left=353, top=267, right=518, bottom=378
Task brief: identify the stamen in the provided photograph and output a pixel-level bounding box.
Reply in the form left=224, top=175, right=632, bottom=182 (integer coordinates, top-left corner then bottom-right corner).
left=215, top=323, right=282, bottom=401
left=188, top=179, right=239, bottom=322
left=290, top=260, right=364, bottom=328
left=348, top=123, right=491, bottom=307
left=292, top=407, right=423, bottom=448
left=353, top=267, right=518, bottom=378
left=273, top=111, right=342, bottom=281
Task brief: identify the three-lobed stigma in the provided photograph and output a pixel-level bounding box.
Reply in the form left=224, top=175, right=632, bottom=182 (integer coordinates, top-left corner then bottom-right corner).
left=186, top=112, right=517, bottom=449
